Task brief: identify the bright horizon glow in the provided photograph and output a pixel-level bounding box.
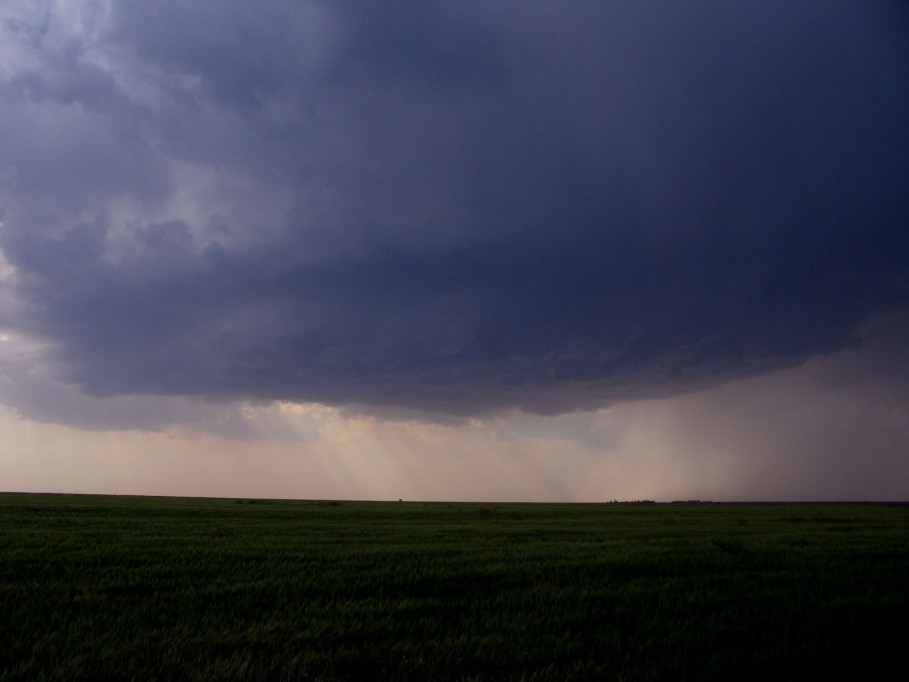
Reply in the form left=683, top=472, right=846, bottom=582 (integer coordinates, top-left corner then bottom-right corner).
left=3, top=333, right=907, bottom=502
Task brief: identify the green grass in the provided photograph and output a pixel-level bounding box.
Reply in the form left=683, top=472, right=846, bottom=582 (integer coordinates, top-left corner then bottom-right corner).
left=1, top=494, right=907, bottom=680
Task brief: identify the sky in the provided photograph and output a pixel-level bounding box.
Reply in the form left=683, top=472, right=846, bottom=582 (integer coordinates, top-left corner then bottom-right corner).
left=1, top=0, right=908, bottom=501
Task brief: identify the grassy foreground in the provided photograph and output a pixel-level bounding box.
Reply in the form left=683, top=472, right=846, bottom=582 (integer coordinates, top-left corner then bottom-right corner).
left=1, top=494, right=907, bottom=681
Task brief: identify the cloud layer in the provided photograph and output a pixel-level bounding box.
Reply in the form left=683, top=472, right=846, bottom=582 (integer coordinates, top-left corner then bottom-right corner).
left=1, top=1, right=908, bottom=423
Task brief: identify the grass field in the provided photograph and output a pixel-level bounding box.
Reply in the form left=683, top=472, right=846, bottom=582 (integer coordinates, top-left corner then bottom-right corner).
left=1, top=493, right=907, bottom=680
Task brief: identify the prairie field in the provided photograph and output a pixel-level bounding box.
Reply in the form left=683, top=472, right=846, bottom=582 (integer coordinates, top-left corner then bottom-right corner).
left=1, top=493, right=907, bottom=681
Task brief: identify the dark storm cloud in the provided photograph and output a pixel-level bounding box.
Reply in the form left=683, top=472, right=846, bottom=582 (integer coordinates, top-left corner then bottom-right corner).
left=1, top=0, right=907, bottom=421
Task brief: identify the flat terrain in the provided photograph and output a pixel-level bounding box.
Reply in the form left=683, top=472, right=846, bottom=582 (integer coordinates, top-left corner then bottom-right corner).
left=1, top=494, right=907, bottom=680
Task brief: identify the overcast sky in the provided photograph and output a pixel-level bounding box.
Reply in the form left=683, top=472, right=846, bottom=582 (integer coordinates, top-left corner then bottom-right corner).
left=1, top=1, right=907, bottom=501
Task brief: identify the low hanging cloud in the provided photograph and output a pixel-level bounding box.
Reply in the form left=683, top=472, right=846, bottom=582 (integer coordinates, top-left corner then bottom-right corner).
left=1, top=1, right=908, bottom=426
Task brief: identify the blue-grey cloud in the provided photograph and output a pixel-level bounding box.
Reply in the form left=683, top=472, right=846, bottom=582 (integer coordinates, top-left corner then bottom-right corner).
left=0, top=0, right=907, bottom=424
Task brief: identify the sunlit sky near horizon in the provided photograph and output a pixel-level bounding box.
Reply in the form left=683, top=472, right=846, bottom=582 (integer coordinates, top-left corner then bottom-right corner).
left=1, top=1, right=908, bottom=501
